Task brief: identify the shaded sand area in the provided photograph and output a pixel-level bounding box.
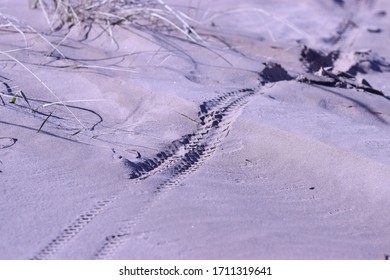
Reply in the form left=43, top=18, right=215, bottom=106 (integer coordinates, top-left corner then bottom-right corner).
left=1, top=0, right=390, bottom=259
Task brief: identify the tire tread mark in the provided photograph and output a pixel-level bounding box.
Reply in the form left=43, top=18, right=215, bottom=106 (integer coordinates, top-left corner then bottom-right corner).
left=31, top=89, right=256, bottom=260
left=94, top=89, right=256, bottom=259
left=126, top=89, right=254, bottom=181
left=30, top=197, right=116, bottom=260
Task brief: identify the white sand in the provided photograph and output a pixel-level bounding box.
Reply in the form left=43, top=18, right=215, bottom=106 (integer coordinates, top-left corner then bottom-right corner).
left=0, top=0, right=389, bottom=259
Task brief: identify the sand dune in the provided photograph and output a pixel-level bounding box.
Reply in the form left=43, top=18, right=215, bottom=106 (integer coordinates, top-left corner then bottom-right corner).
left=0, top=0, right=389, bottom=259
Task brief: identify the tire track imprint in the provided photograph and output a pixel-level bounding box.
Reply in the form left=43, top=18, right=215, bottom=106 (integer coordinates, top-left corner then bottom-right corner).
left=93, top=88, right=256, bottom=259
left=31, top=197, right=116, bottom=260
left=124, top=88, right=255, bottom=181
left=30, top=88, right=256, bottom=260
left=161, top=90, right=255, bottom=187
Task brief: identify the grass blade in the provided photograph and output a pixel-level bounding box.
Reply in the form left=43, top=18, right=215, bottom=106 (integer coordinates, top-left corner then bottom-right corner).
left=0, top=94, right=5, bottom=106
left=37, top=111, right=53, bottom=133
left=0, top=50, right=85, bottom=129
left=20, top=90, right=32, bottom=109
left=71, top=129, right=82, bottom=136
left=10, top=91, right=20, bottom=104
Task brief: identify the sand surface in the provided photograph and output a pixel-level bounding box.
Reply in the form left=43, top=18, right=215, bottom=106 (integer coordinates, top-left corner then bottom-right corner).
left=1, top=0, right=390, bottom=259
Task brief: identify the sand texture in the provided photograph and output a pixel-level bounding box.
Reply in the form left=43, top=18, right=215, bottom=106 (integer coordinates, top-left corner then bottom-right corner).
left=1, top=0, right=390, bottom=259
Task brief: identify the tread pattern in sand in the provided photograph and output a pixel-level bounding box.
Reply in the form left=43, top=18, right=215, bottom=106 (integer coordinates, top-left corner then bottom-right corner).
left=93, top=88, right=256, bottom=259
left=30, top=197, right=115, bottom=260
left=30, top=89, right=256, bottom=260
left=125, top=88, right=255, bottom=182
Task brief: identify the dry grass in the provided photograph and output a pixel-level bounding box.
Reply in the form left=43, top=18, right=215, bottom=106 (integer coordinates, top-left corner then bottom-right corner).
left=31, top=0, right=202, bottom=42
left=1, top=0, right=206, bottom=135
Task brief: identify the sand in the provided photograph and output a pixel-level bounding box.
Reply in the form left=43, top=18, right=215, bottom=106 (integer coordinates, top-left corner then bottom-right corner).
left=0, top=0, right=389, bottom=260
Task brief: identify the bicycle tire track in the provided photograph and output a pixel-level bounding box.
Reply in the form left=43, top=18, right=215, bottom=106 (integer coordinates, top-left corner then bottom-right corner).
left=93, top=89, right=256, bottom=259
left=30, top=89, right=256, bottom=260
left=125, top=88, right=255, bottom=181
left=161, top=90, right=254, bottom=187
left=30, top=197, right=116, bottom=260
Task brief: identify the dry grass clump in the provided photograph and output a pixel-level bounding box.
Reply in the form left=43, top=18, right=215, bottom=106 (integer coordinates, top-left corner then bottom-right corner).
left=31, top=0, right=202, bottom=41
left=0, top=1, right=205, bottom=136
